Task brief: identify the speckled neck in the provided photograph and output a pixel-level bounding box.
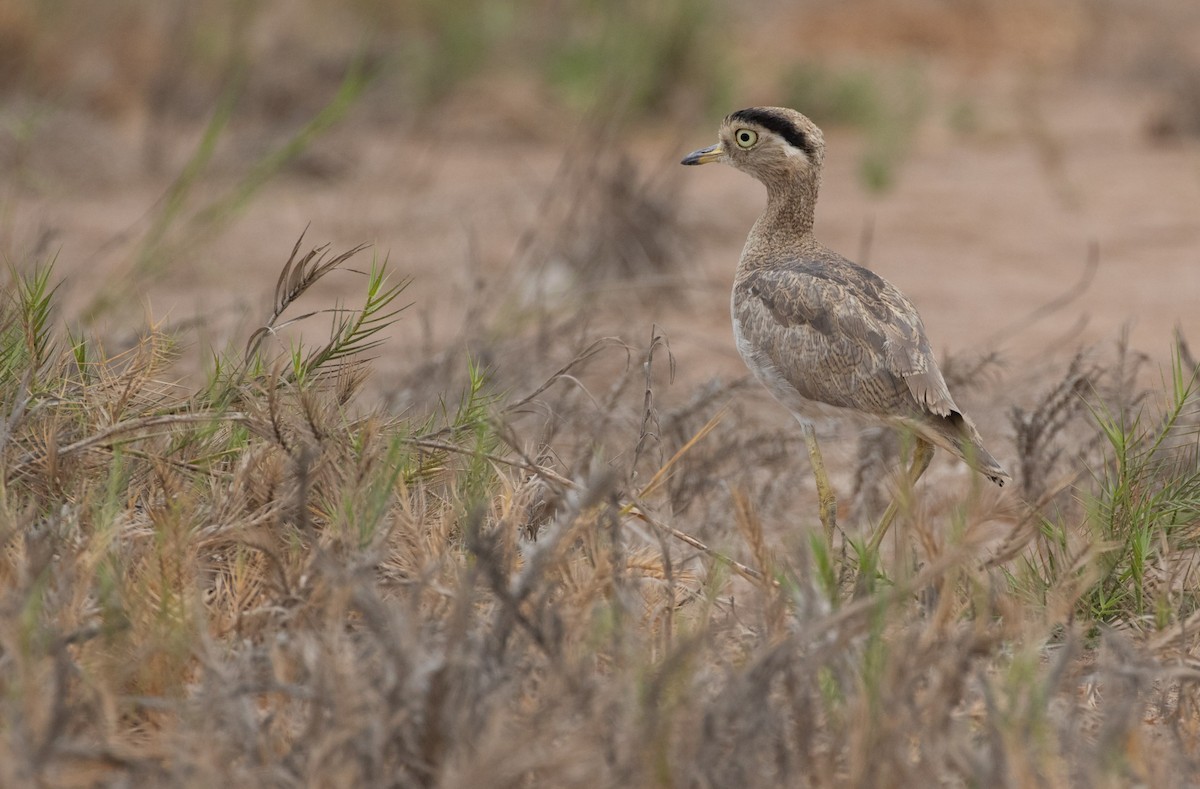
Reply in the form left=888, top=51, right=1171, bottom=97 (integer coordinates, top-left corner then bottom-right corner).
left=744, top=172, right=821, bottom=261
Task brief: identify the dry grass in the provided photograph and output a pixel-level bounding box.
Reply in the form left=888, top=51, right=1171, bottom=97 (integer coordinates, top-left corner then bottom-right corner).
left=1, top=233, right=1199, bottom=788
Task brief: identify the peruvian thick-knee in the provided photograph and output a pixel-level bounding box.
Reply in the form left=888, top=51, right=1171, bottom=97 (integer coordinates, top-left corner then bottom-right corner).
left=682, top=107, right=1009, bottom=538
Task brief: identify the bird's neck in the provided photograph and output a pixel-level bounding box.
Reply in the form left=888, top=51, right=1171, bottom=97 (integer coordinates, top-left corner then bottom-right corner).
left=753, top=176, right=819, bottom=247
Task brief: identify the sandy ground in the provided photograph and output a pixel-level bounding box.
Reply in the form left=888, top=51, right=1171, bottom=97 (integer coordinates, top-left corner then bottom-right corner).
left=3, top=73, right=1199, bottom=433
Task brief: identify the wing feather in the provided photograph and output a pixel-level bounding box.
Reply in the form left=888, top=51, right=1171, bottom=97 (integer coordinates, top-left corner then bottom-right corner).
left=734, top=252, right=959, bottom=421
left=732, top=248, right=1010, bottom=485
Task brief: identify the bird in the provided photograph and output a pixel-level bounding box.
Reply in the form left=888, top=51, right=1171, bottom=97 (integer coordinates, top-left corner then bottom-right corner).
left=681, top=106, right=1009, bottom=547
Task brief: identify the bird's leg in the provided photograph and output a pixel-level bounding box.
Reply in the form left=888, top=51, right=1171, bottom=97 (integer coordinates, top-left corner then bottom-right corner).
left=801, top=422, right=838, bottom=543
left=867, top=437, right=934, bottom=553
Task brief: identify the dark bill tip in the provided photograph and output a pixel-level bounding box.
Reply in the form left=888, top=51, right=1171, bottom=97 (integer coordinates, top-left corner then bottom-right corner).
left=680, top=143, right=723, bottom=166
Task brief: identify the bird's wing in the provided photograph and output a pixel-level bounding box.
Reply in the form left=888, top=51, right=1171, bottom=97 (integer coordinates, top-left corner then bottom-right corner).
left=734, top=256, right=959, bottom=420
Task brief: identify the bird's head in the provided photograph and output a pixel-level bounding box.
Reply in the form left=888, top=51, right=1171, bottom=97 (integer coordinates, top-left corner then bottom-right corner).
left=681, top=107, right=824, bottom=189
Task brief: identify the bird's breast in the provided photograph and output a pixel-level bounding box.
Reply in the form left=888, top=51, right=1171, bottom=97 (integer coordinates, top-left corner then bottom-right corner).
left=731, top=304, right=858, bottom=426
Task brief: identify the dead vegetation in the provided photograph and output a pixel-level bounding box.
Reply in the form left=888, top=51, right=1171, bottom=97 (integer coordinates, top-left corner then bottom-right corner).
left=1, top=231, right=1199, bottom=787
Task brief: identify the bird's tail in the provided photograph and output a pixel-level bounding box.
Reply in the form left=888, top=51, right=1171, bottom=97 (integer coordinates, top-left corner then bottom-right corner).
left=922, top=412, right=1011, bottom=487
left=961, top=441, right=1011, bottom=487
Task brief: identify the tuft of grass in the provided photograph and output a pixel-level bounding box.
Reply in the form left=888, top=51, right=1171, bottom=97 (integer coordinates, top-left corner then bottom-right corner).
left=0, top=261, right=57, bottom=387
left=1010, top=341, right=1200, bottom=632
left=1083, top=344, right=1200, bottom=627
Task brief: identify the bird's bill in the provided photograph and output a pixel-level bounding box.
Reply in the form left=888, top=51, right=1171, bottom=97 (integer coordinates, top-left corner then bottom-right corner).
left=680, top=143, right=724, bottom=166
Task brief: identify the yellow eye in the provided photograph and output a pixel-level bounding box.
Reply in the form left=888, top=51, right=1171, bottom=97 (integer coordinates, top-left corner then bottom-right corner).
left=734, top=128, right=758, bottom=149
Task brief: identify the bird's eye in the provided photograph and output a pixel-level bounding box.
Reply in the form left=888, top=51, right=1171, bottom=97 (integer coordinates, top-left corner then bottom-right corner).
left=734, top=129, right=758, bottom=149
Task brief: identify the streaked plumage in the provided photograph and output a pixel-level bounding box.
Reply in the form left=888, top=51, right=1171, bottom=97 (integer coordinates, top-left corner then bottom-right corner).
left=682, top=107, right=1008, bottom=537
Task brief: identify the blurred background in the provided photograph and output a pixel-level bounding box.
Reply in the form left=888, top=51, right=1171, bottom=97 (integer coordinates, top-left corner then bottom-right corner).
left=1, top=0, right=1199, bottom=409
